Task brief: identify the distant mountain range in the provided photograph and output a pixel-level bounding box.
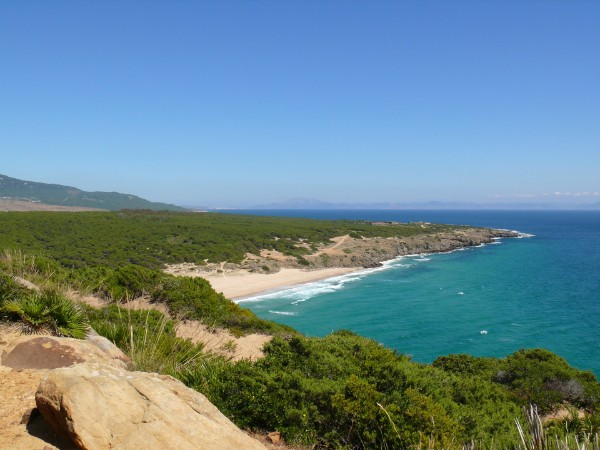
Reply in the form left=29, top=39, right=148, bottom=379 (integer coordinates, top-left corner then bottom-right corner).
left=251, top=197, right=600, bottom=211
left=0, top=174, right=187, bottom=211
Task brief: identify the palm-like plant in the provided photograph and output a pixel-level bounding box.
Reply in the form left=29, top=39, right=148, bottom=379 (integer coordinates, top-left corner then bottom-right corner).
left=46, top=291, right=89, bottom=339
left=2, top=290, right=88, bottom=338
left=3, top=294, right=51, bottom=333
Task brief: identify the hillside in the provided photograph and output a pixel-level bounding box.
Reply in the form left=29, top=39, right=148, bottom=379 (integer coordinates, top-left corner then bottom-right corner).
left=0, top=210, right=514, bottom=269
left=0, top=212, right=598, bottom=448
left=1, top=263, right=599, bottom=449
left=0, top=174, right=187, bottom=211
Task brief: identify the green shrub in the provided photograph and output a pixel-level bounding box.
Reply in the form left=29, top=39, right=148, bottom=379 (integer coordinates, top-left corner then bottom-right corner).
left=152, top=274, right=294, bottom=335
left=495, top=348, right=600, bottom=413
left=3, top=294, right=50, bottom=332
left=184, top=331, right=523, bottom=448
left=46, top=291, right=89, bottom=338
left=433, top=353, right=500, bottom=377
left=2, top=290, right=88, bottom=338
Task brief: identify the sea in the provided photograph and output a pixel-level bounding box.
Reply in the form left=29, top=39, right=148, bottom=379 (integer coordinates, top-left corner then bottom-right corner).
left=227, top=210, right=600, bottom=375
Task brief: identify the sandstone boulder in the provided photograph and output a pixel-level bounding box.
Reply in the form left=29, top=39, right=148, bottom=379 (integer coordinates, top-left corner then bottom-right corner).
left=85, top=328, right=130, bottom=365
left=35, top=362, right=266, bottom=450
left=0, top=335, right=128, bottom=371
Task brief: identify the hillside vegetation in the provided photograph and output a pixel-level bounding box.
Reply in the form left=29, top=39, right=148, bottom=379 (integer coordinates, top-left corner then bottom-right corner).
left=0, top=211, right=599, bottom=448
left=0, top=174, right=187, bottom=211
left=0, top=210, right=462, bottom=268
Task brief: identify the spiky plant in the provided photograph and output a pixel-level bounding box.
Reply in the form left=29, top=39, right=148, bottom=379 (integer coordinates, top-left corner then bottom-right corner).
left=3, top=294, right=52, bottom=333
left=2, top=291, right=88, bottom=338
left=46, top=291, right=89, bottom=339
left=515, top=405, right=600, bottom=450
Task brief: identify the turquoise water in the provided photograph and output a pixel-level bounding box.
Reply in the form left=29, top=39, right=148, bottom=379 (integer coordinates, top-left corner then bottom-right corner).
left=232, top=210, right=600, bottom=375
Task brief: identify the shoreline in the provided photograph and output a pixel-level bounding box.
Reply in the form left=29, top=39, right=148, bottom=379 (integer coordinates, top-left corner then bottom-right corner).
left=203, top=267, right=360, bottom=301
left=169, top=227, right=521, bottom=301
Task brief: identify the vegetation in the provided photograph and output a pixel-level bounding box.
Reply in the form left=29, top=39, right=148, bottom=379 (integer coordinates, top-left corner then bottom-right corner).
left=2, top=288, right=88, bottom=338
left=183, top=332, right=592, bottom=448
left=85, top=304, right=210, bottom=374
left=0, top=271, right=30, bottom=306
left=0, top=210, right=462, bottom=268
left=0, top=173, right=187, bottom=211
left=1, top=210, right=599, bottom=448
left=2, top=253, right=600, bottom=448
left=0, top=254, right=292, bottom=337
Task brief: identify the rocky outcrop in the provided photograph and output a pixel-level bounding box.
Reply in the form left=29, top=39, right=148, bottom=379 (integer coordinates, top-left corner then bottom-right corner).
left=1, top=329, right=266, bottom=450
left=0, top=334, right=128, bottom=371
left=167, top=227, right=519, bottom=276
left=36, top=362, right=266, bottom=450
left=0, top=328, right=128, bottom=450
left=304, top=227, right=519, bottom=269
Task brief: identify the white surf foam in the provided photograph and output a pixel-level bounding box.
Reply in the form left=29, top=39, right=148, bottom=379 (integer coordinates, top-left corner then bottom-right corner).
left=268, top=310, right=296, bottom=316
left=237, top=265, right=393, bottom=304
left=517, top=232, right=535, bottom=238
left=498, top=228, right=535, bottom=239
left=238, top=229, right=531, bottom=305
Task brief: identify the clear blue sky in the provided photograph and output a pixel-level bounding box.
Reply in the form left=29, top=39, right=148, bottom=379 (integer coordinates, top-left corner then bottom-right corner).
left=1, top=1, right=599, bottom=207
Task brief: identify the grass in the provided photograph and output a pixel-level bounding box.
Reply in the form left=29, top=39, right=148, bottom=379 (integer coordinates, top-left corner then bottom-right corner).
left=516, top=405, right=599, bottom=450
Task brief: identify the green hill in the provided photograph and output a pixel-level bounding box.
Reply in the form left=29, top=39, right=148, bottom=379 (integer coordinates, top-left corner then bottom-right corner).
left=0, top=174, right=187, bottom=211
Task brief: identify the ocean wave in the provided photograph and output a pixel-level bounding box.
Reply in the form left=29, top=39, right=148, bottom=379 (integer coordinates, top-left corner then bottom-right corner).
left=268, top=310, right=296, bottom=316
left=517, top=232, right=535, bottom=238
left=498, top=228, right=535, bottom=239
left=239, top=230, right=532, bottom=305
left=238, top=267, right=389, bottom=304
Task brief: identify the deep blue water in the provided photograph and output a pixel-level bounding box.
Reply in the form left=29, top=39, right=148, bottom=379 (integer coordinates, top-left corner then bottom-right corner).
left=228, top=210, right=600, bottom=375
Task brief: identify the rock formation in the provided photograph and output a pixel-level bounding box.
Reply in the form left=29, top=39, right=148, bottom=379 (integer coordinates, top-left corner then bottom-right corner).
left=35, top=362, right=266, bottom=450
left=1, top=328, right=266, bottom=450
left=1, top=334, right=128, bottom=371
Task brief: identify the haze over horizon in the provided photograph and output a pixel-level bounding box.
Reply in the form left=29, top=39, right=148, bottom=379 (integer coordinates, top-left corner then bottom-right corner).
left=1, top=1, right=598, bottom=209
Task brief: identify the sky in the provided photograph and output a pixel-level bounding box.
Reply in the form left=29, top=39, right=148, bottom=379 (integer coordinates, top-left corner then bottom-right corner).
left=1, top=1, right=599, bottom=208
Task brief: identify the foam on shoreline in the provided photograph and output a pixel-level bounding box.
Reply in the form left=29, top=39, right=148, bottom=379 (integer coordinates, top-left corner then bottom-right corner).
left=236, top=230, right=530, bottom=304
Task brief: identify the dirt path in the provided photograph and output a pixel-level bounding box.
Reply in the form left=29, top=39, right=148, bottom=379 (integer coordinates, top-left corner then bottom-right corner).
left=314, top=234, right=350, bottom=256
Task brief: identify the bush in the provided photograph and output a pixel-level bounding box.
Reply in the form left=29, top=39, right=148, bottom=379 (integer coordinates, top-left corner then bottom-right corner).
left=185, top=331, right=522, bottom=448
left=2, top=290, right=88, bottom=338
left=152, top=274, right=294, bottom=335
left=495, top=348, right=600, bottom=412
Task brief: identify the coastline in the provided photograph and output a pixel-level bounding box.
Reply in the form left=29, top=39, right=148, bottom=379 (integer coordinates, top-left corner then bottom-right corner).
left=199, top=267, right=360, bottom=300
left=166, top=226, right=519, bottom=301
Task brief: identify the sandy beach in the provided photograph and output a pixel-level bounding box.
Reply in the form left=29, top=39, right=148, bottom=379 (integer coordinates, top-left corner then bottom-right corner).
left=202, top=267, right=359, bottom=300
left=165, top=227, right=518, bottom=301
